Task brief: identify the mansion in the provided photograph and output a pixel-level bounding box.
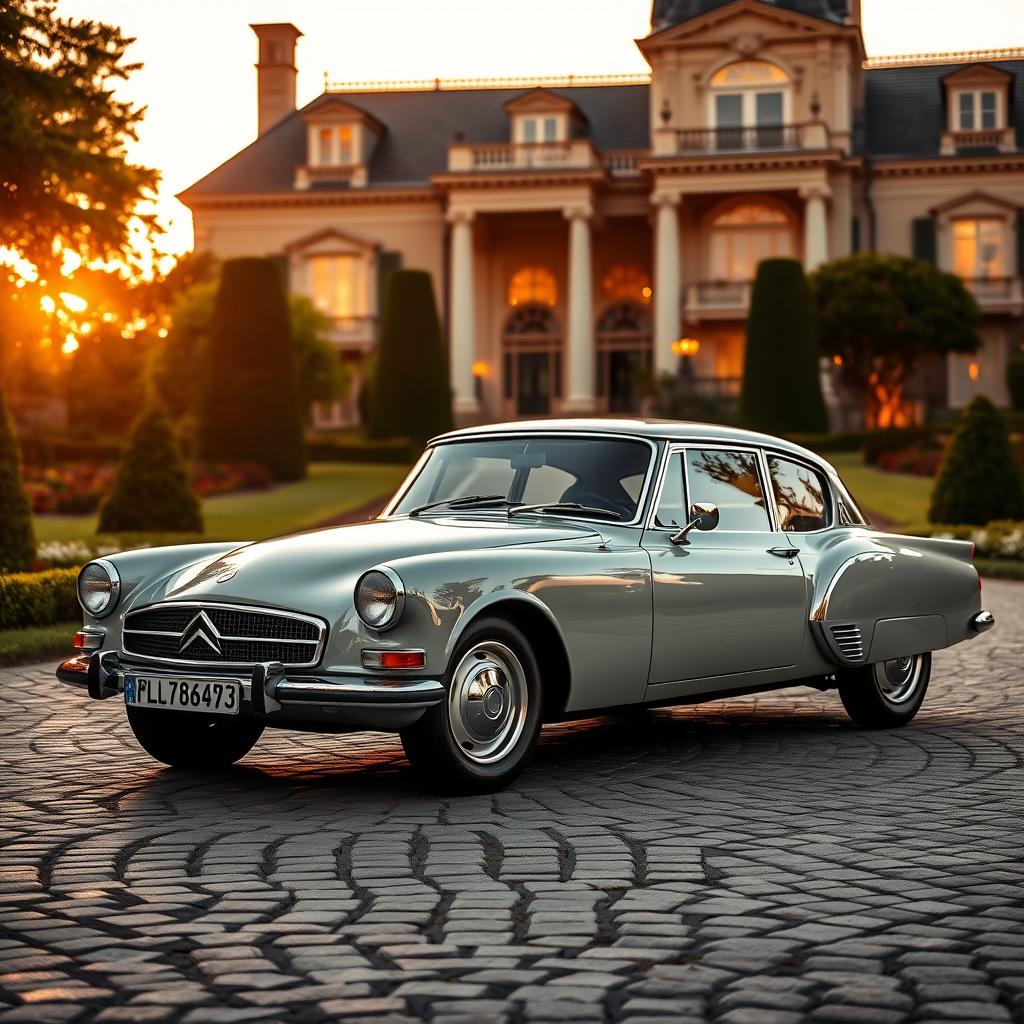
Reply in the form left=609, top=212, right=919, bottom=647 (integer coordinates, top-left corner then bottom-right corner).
left=179, top=0, right=1024, bottom=427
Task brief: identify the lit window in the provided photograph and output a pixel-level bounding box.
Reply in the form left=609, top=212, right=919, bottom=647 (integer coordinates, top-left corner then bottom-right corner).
left=338, top=124, right=354, bottom=163
left=508, top=266, right=557, bottom=307
left=710, top=61, right=788, bottom=87
left=309, top=255, right=366, bottom=318
left=318, top=128, right=333, bottom=165
left=601, top=264, right=652, bottom=303
left=710, top=61, right=788, bottom=144
left=710, top=203, right=793, bottom=281
left=953, top=218, right=1005, bottom=280
left=957, top=90, right=1000, bottom=132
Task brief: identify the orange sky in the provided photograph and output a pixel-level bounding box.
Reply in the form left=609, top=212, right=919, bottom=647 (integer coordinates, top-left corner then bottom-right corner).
left=56, top=0, right=1024, bottom=259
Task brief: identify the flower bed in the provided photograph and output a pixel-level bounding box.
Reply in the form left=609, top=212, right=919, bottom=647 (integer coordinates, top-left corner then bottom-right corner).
left=905, top=520, right=1024, bottom=560
left=25, top=461, right=273, bottom=514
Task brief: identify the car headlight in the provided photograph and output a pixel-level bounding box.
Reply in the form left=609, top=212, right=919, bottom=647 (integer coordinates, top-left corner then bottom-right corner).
left=77, top=559, right=121, bottom=619
left=355, top=567, right=405, bottom=631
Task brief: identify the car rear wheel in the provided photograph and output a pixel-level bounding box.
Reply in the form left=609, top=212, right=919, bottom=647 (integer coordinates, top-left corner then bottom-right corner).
left=837, top=652, right=931, bottom=729
left=126, top=706, right=265, bottom=769
left=400, top=617, right=542, bottom=793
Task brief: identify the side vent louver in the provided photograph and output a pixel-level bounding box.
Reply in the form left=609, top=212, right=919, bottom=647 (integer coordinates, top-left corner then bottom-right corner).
left=830, top=623, right=864, bottom=662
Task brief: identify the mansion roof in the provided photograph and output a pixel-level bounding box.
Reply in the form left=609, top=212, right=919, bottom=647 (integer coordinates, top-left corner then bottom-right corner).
left=650, top=0, right=849, bottom=32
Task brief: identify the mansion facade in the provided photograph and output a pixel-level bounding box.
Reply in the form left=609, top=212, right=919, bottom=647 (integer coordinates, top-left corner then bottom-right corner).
left=179, top=0, right=1024, bottom=427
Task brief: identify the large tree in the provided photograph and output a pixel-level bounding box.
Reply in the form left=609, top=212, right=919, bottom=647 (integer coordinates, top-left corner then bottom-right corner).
left=811, top=253, right=981, bottom=429
left=0, top=1, right=158, bottom=278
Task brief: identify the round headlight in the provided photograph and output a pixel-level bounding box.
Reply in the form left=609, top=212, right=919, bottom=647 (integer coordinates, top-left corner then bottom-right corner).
left=77, top=559, right=120, bottom=618
left=355, top=567, right=405, bottom=631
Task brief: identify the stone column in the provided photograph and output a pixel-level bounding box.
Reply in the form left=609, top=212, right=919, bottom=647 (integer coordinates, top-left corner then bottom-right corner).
left=448, top=210, right=479, bottom=420
left=653, top=193, right=681, bottom=376
left=563, top=205, right=595, bottom=413
left=801, top=186, right=830, bottom=272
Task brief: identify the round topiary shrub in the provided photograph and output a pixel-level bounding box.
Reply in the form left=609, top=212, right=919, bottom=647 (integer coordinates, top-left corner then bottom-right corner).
left=198, top=258, right=307, bottom=481
left=1008, top=350, right=1024, bottom=410
left=739, top=258, right=828, bottom=435
left=369, top=269, right=452, bottom=442
left=0, top=387, right=36, bottom=572
left=928, top=395, right=1024, bottom=525
left=98, top=405, right=203, bottom=534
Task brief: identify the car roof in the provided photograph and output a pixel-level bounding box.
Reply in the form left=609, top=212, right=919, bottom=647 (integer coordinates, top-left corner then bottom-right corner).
left=434, top=418, right=835, bottom=474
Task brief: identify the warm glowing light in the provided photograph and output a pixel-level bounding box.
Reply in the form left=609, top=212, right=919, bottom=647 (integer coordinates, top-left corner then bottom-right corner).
left=59, top=291, right=88, bottom=313
left=642, top=286, right=652, bottom=299
left=672, top=337, right=701, bottom=357
left=968, top=361, right=980, bottom=381
left=40, top=295, right=56, bottom=314
left=833, top=354, right=843, bottom=366
left=158, top=327, right=168, bottom=338
left=472, top=360, right=488, bottom=378
left=62, top=335, right=79, bottom=355
left=508, top=266, right=557, bottom=308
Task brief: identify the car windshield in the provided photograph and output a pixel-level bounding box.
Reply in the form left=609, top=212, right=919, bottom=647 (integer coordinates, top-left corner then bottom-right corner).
left=393, top=437, right=654, bottom=522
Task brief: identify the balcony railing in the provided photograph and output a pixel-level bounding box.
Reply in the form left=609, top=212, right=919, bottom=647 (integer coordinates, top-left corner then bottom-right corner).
left=294, top=163, right=367, bottom=189
left=684, top=280, right=752, bottom=321
left=940, top=126, right=1017, bottom=155
left=963, top=276, right=1024, bottom=313
left=447, top=140, right=600, bottom=173
left=674, top=123, right=825, bottom=155
left=604, top=150, right=644, bottom=177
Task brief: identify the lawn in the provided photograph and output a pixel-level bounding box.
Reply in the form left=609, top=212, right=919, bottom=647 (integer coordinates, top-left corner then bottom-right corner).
left=828, top=452, right=932, bottom=528
left=0, top=621, right=80, bottom=668
left=34, top=462, right=409, bottom=545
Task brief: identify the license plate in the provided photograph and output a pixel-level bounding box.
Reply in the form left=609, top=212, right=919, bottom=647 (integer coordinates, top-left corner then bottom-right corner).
left=124, top=674, right=241, bottom=715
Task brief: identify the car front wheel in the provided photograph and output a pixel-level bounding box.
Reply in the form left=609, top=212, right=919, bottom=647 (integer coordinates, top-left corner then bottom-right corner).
left=400, top=617, right=542, bottom=793
left=837, top=652, right=931, bottom=729
left=126, top=706, right=265, bottom=769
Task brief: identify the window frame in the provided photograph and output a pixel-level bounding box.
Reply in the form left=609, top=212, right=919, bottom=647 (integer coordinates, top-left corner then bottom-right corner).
left=306, top=251, right=368, bottom=319
left=764, top=453, right=833, bottom=535
left=952, top=88, right=1003, bottom=133
left=952, top=216, right=1007, bottom=281
left=707, top=60, right=791, bottom=133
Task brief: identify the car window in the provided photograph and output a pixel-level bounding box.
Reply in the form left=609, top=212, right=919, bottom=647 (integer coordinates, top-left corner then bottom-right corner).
left=686, top=448, right=770, bottom=532
left=654, top=452, right=685, bottom=528
left=393, top=437, right=653, bottom=521
left=767, top=456, right=828, bottom=532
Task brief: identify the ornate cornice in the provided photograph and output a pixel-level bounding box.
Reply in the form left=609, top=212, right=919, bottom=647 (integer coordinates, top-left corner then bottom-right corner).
left=178, top=187, right=437, bottom=211
left=639, top=149, right=846, bottom=175
left=871, top=154, right=1024, bottom=177
left=431, top=169, right=605, bottom=190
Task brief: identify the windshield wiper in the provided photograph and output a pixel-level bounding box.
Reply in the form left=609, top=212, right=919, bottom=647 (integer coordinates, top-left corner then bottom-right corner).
left=508, top=502, right=624, bottom=522
left=409, top=494, right=513, bottom=517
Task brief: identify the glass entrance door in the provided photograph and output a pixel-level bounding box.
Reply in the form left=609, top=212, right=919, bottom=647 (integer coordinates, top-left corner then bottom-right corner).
left=516, top=352, right=551, bottom=415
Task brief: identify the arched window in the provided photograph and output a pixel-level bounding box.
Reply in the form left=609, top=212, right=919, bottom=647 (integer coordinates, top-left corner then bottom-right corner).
left=508, top=266, right=557, bottom=307
left=709, top=60, right=790, bottom=149
left=600, top=264, right=652, bottom=303
left=709, top=202, right=793, bottom=282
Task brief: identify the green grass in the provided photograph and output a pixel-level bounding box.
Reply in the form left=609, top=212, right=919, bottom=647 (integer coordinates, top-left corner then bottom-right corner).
left=0, top=621, right=78, bottom=668
left=828, top=452, right=933, bottom=528
left=34, top=462, right=408, bottom=545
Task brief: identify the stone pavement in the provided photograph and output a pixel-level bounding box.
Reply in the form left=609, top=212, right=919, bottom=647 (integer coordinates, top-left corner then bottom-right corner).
left=1, top=580, right=1022, bottom=1024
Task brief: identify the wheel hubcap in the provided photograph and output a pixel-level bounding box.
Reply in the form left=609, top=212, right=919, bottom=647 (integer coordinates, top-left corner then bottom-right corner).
left=875, top=654, right=922, bottom=704
left=448, top=641, right=528, bottom=764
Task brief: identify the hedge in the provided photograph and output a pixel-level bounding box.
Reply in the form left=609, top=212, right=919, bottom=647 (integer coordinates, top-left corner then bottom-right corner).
left=0, top=569, right=80, bottom=631
left=306, top=436, right=415, bottom=464
left=903, top=520, right=1024, bottom=561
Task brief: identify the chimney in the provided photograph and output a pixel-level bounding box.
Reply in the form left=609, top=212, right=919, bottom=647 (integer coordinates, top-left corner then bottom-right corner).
left=251, top=23, right=302, bottom=136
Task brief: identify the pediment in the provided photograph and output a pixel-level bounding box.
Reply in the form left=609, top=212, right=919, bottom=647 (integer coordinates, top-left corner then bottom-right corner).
left=504, top=88, right=582, bottom=117
left=639, top=0, right=851, bottom=51
left=941, top=63, right=1014, bottom=87
left=284, top=226, right=381, bottom=255
left=931, top=190, right=1022, bottom=216
left=302, top=96, right=384, bottom=133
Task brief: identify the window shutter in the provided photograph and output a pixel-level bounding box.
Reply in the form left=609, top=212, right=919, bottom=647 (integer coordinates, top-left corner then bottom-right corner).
left=912, top=217, right=937, bottom=264
left=268, top=253, right=290, bottom=293
left=1016, top=212, right=1024, bottom=277
left=850, top=216, right=861, bottom=254
left=376, top=250, right=403, bottom=311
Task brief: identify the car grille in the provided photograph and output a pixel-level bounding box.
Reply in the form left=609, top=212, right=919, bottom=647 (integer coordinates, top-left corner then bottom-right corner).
left=829, top=623, right=865, bottom=662
left=122, top=603, right=325, bottom=668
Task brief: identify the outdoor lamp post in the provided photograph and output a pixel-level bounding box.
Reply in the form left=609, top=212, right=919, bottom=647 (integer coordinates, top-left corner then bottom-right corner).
left=672, top=337, right=700, bottom=384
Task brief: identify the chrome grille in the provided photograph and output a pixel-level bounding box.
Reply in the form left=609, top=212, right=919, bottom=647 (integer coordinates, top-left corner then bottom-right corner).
left=122, top=602, right=325, bottom=668
left=830, top=623, right=864, bottom=662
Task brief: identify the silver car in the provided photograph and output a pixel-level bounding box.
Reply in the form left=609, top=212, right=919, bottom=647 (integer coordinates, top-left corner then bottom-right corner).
left=58, top=420, right=995, bottom=792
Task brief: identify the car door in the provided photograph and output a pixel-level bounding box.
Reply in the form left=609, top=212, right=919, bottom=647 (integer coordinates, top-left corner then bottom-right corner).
left=641, top=444, right=808, bottom=692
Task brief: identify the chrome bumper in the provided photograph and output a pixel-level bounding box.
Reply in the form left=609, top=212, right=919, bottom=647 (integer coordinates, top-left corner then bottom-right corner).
left=56, top=652, right=445, bottom=712
left=970, top=610, right=995, bottom=635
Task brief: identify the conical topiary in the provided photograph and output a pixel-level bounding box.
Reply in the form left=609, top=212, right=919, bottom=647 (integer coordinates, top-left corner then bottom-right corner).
left=0, top=387, right=36, bottom=572
left=198, top=257, right=307, bottom=481
left=738, top=258, right=828, bottom=435
left=369, top=270, right=452, bottom=442
left=98, top=405, right=203, bottom=534
left=928, top=395, right=1024, bottom=525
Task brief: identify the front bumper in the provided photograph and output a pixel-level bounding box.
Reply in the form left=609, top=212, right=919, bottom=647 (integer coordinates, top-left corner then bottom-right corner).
left=56, top=652, right=445, bottom=730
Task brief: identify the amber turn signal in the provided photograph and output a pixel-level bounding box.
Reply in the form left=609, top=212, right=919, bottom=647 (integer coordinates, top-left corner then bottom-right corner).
left=361, top=650, right=426, bottom=670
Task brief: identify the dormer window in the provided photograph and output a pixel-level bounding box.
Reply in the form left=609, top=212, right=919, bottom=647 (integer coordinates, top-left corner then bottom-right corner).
left=956, top=90, right=999, bottom=132
left=504, top=88, right=585, bottom=148
left=520, top=116, right=560, bottom=144
left=940, top=64, right=1014, bottom=153
left=313, top=123, right=357, bottom=167
left=297, top=97, right=384, bottom=189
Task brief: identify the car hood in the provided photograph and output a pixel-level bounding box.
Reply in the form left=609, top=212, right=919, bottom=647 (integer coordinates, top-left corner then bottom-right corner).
left=134, top=515, right=603, bottom=613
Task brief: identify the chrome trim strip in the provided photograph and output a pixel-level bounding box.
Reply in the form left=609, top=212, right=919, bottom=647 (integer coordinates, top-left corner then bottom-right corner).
left=382, top=430, right=661, bottom=529
left=812, top=552, right=895, bottom=621
left=275, top=678, right=445, bottom=706
left=121, top=601, right=327, bottom=669
left=124, top=628, right=318, bottom=645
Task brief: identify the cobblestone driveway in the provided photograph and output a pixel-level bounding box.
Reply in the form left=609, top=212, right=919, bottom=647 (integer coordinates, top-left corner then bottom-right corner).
left=1, top=580, right=1022, bottom=1024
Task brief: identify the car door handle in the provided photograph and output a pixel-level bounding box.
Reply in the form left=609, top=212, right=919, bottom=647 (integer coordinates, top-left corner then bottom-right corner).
left=767, top=546, right=800, bottom=558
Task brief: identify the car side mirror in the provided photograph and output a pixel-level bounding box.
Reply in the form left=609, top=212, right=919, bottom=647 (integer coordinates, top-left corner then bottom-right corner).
left=670, top=503, right=720, bottom=545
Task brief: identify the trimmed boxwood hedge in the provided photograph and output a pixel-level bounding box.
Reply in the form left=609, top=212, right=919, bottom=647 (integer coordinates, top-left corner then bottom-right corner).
left=0, top=569, right=80, bottom=632
left=306, top=436, right=415, bottom=464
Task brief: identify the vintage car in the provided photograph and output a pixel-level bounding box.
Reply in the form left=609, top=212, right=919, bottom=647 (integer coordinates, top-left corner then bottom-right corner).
left=57, top=420, right=994, bottom=791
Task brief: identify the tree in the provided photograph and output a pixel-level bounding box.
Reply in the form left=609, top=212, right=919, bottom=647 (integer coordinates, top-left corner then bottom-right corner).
left=289, top=296, right=350, bottom=421
left=738, top=259, right=828, bottom=435
left=0, top=387, right=36, bottom=572
left=928, top=395, right=1024, bottom=525
left=0, top=1, right=158, bottom=278
left=197, top=258, right=307, bottom=481
left=370, top=270, right=452, bottom=441
left=811, top=253, right=981, bottom=429
left=1008, top=351, right=1024, bottom=411
left=98, top=405, right=202, bottom=534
